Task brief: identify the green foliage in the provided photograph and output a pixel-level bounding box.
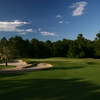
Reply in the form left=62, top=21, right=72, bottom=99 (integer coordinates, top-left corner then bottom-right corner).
left=96, top=32, right=100, bottom=40
left=67, top=44, right=77, bottom=58
left=1, top=32, right=100, bottom=58
left=52, top=40, right=64, bottom=57
left=45, top=40, right=52, bottom=57
left=79, top=51, right=86, bottom=58
left=0, top=37, right=11, bottom=66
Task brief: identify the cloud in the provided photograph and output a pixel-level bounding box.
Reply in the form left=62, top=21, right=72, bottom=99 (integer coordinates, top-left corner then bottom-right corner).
left=0, top=20, right=36, bottom=34
left=33, top=30, right=37, bottom=33
left=58, top=21, right=69, bottom=24
left=56, top=15, right=62, bottom=18
left=66, top=21, right=69, bottom=23
left=69, top=1, right=87, bottom=16
left=26, top=29, right=37, bottom=33
left=0, top=20, right=29, bottom=32
left=40, top=31, right=58, bottom=36
left=26, top=29, right=33, bottom=32
left=17, top=32, right=26, bottom=34
left=38, top=28, right=41, bottom=30
left=59, top=21, right=63, bottom=23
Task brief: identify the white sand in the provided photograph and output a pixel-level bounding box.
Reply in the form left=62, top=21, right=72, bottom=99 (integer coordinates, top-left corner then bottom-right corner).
left=0, top=60, right=53, bottom=73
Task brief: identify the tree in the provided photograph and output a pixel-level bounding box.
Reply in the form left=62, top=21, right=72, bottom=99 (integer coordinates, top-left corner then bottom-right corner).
left=24, top=39, right=31, bottom=58
left=77, top=34, right=84, bottom=41
left=8, top=37, right=19, bottom=59
left=31, top=38, right=42, bottom=58
left=94, top=31, right=100, bottom=57
left=52, top=40, right=64, bottom=57
left=85, top=40, right=94, bottom=58
left=76, top=34, right=86, bottom=58
left=11, top=36, right=27, bottom=58
left=62, top=39, right=72, bottom=56
left=44, top=40, right=52, bottom=57
left=96, top=31, right=100, bottom=40
left=67, top=41, right=78, bottom=58
left=0, top=37, right=11, bottom=66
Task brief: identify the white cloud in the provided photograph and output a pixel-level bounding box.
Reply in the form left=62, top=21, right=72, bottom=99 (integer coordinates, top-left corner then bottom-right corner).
left=66, top=21, right=69, bottom=23
left=56, top=15, right=62, bottom=18
left=69, top=1, right=87, bottom=16
left=38, top=28, right=41, bottom=30
left=17, top=32, right=26, bottom=34
left=59, top=21, right=63, bottom=23
left=32, top=30, right=37, bottom=33
left=40, top=31, right=58, bottom=36
left=26, top=29, right=33, bottom=32
left=0, top=20, right=36, bottom=34
left=0, top=20, right=29, bottom=32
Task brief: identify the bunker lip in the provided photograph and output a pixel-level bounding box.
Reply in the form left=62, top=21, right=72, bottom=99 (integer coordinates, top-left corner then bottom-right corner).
left=0, top=60, right=53, bottom=73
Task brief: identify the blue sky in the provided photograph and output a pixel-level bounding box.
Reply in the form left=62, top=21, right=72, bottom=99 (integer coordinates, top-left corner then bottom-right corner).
left=0, top=0, right=100, bottom=41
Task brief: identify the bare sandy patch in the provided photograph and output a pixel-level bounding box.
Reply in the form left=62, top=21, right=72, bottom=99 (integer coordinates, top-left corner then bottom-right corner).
left=0, top=60, right=53, bottom=73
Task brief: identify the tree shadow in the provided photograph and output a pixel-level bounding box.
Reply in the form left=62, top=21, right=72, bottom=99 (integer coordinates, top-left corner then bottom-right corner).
left=0, top=73, right=26, bottom=77
left=8, top=60, right=20, bottom=63
left=26, top=61, right=70, bottom=64
left=51, top=66, right=84, bottom=70
left=87, top=62, right=98, bottom=65
left=0, top=78, right=100, bottom=100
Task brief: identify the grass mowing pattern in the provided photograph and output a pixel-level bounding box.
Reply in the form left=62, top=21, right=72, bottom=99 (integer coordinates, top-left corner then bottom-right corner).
left=0, top=57, right=100, bottom=100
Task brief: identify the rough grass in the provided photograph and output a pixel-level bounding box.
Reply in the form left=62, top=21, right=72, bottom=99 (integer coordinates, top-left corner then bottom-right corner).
left=0, top=57, right=100, bottom=100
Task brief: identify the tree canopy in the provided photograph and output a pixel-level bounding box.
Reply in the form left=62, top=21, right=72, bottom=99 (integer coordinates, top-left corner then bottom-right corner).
left=0, top=33, right=100, bottom=61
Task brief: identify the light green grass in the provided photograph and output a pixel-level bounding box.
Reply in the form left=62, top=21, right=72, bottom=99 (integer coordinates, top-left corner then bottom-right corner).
left=0, top=57, right=100, bottom=100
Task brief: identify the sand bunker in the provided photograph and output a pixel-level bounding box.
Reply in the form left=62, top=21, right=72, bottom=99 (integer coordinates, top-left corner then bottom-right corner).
left=0, top=60, right=53, bottom=73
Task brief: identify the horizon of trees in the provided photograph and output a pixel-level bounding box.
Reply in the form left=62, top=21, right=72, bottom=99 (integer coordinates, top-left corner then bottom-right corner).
left=0, top=32, right=100, bottom=64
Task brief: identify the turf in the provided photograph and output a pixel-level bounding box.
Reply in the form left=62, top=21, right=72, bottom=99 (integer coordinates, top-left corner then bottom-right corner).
left=0, top=57, right=100, bottom=100
left=0, top=65, right=15, bottom=69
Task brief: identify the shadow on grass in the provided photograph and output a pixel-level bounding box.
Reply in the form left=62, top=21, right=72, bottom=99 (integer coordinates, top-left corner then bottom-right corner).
left=0, top=78, right=100, bottom=100
left=25, top=61, right=41, bottom=64
left=26, top=61, right=70, bottom=64
left=0, top=73, right=26, bottom=77
left=51, top=66, right=84, bottom=70
left=87, top=62, right=99, bottom=65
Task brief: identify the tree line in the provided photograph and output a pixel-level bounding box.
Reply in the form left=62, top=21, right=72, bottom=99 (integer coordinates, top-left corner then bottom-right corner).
left=0, top=32, right=100, bottom=65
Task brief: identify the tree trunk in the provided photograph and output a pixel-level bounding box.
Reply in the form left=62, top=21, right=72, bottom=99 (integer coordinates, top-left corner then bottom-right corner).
left=5, top=59, right=8, bottom=66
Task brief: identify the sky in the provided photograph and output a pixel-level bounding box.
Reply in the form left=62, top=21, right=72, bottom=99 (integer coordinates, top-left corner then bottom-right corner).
left=0, top=0, right=100, bottom=42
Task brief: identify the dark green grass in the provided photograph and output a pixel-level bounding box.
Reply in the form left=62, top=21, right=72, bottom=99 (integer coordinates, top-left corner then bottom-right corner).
left=0, top=57, right=100, bottom=100
left=0, top=60, right=4, bottom=63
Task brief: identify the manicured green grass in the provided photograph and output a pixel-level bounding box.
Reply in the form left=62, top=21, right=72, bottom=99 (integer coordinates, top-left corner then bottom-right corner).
left=0, top=65, right=15, bottom=69
left=0, top=57, right=100, bottom=100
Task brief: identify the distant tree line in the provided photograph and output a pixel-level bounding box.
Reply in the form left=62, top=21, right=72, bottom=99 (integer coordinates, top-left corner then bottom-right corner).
left=0, top=32, right=100, bottom=62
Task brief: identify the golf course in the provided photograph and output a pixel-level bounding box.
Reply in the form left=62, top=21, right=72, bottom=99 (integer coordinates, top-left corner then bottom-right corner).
left=0, top=57, right=100, bottom=100
left=1, top=0, right=100, bottom=99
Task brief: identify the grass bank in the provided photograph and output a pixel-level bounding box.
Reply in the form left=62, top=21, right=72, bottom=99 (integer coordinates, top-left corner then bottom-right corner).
left=0, top=57, right=100, bottom=100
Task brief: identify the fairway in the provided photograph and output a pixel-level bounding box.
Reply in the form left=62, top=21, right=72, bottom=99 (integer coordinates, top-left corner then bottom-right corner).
left=0, top=57, right=100, bottom=100
left=0, top=65, right=15, bottom=69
